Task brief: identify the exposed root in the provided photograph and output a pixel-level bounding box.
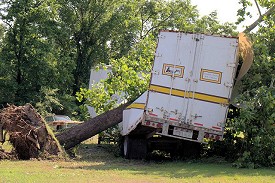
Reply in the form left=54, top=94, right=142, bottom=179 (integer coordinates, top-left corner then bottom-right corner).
left=0, top=104, right=64, bottom=160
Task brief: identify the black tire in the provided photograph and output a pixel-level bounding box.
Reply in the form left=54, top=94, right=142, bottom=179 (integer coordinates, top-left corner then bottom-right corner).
left=178, top=140, right=202, bottom=159
left=122, top=136, right=147, bottom=159
left=131, top=137, right=147, bottom=159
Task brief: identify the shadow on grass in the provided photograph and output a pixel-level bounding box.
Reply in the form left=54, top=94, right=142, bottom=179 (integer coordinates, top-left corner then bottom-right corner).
left=64, top=143, right=275, bottom=179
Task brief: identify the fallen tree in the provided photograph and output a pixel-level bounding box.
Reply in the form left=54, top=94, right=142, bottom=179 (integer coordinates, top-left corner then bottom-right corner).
left=0, top=102, right=129, bottom=159
left=56, top=102, right=130, bottom=150
left=0, top=104, right=64, bottom=160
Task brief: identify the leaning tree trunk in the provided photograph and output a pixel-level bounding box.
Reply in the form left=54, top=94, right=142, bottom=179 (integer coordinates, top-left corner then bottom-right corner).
left=56, top=102, right=130, bottom=150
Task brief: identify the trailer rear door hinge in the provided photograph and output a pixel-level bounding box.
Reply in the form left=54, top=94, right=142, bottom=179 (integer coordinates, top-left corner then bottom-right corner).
left=158, top=34, right=166, bottom=39
left=151, top=70, right=159, bottom=75
left=191, top=114, right=202, bottom=119
left=155, top=53, right=162, bottom=57
left=230, top=42, right=238, bottom=47
left=227, top=63, right=237, bottom=68
left=224, top=82, right=233, bottom=88
left=192, top=34, right=204, bottom=41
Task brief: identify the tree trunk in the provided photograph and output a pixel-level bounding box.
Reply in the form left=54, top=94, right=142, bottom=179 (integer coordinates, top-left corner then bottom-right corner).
left=56, top=102, right=130, bottom=150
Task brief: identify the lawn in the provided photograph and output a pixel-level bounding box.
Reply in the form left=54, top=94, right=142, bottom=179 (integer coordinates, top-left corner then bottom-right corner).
left=0, top=140, right=274, bottom=183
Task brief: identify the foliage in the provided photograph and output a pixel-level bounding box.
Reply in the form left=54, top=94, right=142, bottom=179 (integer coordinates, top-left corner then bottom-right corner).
left=35, top=87, right=63, bottom=117
left=196, top=11, right=236, bottom=35
left=76, top=35, right=155, bottom=115
left=0, top=0, right=239, bottom=112
left=0, top=23, right=4, bottom=44
left=76, top=0, right=239, bottom=114
left=98, top=125, right=121, bottom=144
left=236, top=0, right=253, bottom=24
left=208, top=0, right=275, bottom=167
left=57, top=0, right=141, bottom=94
left=76, top=35, right=155, bottom=141
left=0, top=0, right=72, bottom=105
left=75, top=0, right=240, bottom=146
left=232, top=87, right=275, bottom=168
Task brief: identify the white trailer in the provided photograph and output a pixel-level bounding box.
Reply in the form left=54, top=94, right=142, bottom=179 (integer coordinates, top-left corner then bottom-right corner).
left=122, top=30, right=242, bottom=159
left=88, top=65, right=125, bottom=118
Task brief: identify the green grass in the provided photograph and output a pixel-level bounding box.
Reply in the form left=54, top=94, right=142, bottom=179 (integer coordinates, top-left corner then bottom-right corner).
left=0, top=140, right=275, bottom=183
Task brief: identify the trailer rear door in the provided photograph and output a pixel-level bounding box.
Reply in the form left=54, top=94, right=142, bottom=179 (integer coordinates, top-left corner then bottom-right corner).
left=185, top=34, right=239, bottom=130
left=146, top=31, right=194, bottom=122
left=145, top=31, right=238, bottom=132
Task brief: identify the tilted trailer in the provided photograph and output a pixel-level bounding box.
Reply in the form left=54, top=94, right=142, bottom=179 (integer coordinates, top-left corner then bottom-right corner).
left=120, top=30, right=253, bottom=159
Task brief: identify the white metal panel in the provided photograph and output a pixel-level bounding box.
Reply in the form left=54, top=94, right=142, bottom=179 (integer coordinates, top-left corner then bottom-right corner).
left=146, top=31, right=238, bottom=132
left=186, top=35, right=238, bottom=130
left=88, top=67, right=112, bottom=117
left=122, top=91, right=147, bottom=136
left=147, top=31, right=195, bottom=121
left=190, top=35, right=238, bottom=98
left=88, top=66, right=126, bottom=117
left=89, top=66, right=112, bottom=89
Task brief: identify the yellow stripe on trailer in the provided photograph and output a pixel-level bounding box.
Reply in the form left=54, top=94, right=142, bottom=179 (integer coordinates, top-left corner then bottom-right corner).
left=149, top=84, right=229, bottom=105
left=193, top=92, right=229, bottom=105
left=149, top=84, right=186, bottom=97
left=149, top=85, right=171, bottom=95
left=126, top=103, right=145, bottom=109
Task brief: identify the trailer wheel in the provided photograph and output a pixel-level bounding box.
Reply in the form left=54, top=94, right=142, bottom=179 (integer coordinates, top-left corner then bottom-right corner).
left=122, top=136, right=147, bottom=159
left=131, top=138, right=147, bottom=159
left=123, top=136, right=131, bottom=159
left=177, top=141, right=202, bottom=159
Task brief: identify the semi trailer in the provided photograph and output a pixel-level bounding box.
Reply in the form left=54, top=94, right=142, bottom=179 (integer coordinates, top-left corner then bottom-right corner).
left=87, top=30, right=253, bottom=159
left=119, top=30, right=253, bottom=159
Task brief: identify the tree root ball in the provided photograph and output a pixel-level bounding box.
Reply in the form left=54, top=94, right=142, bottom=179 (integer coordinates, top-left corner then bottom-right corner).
left=0, top=104, right=64, bottom=160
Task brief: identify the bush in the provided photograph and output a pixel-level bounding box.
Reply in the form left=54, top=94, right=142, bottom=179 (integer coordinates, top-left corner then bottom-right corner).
left=226, top=86, right=275, bottom=168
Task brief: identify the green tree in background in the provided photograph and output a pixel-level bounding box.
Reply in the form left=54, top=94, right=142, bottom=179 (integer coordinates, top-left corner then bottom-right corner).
left=0, top=23, right=4, bottom=44
left=0, top=0, right=234, bottom=112
left=235, top=1, right=275, bottom=167
left=215, top=0, right=275, bottom=168
left=0, top=0, right=62, bottom=104
left=57, top=0, right=136, bottom=94
left=76, top=0, right=238, bottom=116
left=0, top=0, right=76, bottom=115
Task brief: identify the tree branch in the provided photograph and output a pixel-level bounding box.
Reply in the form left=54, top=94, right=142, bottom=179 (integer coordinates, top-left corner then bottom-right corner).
left=244, top=5, right=275, bottom=33
left=254, top=0, right=262, bottom=16
left=142, top=12, right=173, bottom=39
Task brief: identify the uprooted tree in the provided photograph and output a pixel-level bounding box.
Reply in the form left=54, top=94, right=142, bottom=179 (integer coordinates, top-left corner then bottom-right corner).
left=0, top=102, right=129, bottom=159
left=0, top=104, right=64, bottom=160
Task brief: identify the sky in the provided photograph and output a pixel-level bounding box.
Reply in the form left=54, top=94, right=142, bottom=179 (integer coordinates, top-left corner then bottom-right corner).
left=191, top=0, right=262, bottom=31
left=0, top=1, right=263, bottom=32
